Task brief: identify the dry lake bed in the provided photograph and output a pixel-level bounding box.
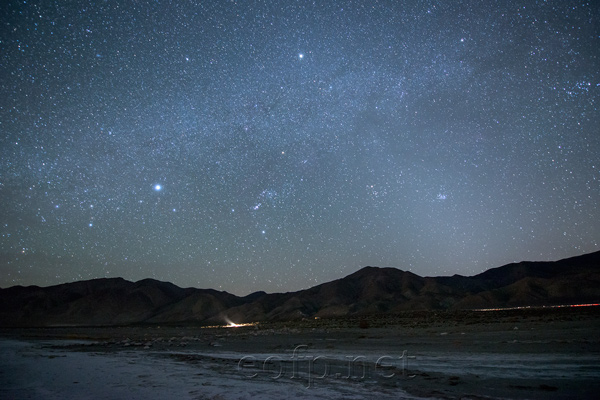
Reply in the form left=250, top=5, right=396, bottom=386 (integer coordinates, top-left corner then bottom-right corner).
left=1, top=307, right=599, bottom=399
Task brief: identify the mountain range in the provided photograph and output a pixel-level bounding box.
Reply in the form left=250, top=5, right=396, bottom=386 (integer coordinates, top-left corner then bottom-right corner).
left=1, top=251, right=599, bottom=327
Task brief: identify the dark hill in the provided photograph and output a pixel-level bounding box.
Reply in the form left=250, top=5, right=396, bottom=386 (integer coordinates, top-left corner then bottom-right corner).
left=1, top=251, right=599, bottom=327
left=472, top=251, right=600, bottom=288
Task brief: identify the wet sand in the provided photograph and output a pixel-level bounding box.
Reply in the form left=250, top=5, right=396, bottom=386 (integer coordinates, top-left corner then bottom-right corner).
left=2, top=307, right=599, bottom=399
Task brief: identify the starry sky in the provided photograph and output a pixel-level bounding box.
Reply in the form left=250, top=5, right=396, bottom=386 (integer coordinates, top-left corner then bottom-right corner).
left=1, top=1, right=599, bottom=295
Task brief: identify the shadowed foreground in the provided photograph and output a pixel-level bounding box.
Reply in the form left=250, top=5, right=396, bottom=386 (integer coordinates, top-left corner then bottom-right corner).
left=1, top=307, right=599, bottom=399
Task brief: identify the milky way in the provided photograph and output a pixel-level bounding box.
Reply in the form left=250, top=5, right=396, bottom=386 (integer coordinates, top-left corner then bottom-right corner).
left=1, top=1, right=598, bottom=294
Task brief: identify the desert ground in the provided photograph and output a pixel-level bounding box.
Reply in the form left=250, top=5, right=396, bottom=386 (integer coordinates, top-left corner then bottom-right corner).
left=1, top=306, right=599, bottom=399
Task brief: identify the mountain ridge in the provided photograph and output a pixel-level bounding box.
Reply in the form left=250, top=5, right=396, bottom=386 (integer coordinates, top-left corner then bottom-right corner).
left=1, top=251, right=599, bottom=327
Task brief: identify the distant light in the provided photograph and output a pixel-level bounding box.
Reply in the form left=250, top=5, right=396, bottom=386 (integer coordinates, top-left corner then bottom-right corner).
left=201, top=321, right=259, bottom=329
left=298, top=53, right=304, bottom=59
left=154, top=184, right=162, bottom=191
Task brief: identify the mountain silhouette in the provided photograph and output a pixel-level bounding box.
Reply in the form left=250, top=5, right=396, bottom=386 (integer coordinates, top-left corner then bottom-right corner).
left=1, top=251, right=599, bottom=327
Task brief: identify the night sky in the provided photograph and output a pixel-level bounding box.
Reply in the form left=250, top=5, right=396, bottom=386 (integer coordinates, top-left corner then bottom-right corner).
left=1, top=1, right=598, bottom=295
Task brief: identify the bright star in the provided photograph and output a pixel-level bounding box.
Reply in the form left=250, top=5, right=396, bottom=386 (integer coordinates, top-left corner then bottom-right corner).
left=154, top=184, right=162, bottom=191
left=298, top=53, right=304, bottom=59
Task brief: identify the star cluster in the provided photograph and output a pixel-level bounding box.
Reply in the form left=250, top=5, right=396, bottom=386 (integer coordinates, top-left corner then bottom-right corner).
left=1, top=1, right=598, bottom=294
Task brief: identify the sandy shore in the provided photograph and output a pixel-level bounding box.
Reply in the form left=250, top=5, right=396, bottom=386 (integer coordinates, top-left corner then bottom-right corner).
left=1, top=307, right=599, bottom=399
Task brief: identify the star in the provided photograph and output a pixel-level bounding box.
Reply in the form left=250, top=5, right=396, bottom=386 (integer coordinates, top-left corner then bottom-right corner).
left=0, top=0, right=597, bottom=296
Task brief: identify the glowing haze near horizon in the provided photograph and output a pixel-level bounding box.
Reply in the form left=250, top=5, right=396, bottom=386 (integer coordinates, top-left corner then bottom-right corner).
left=1, top=1, right=598, bottom=295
